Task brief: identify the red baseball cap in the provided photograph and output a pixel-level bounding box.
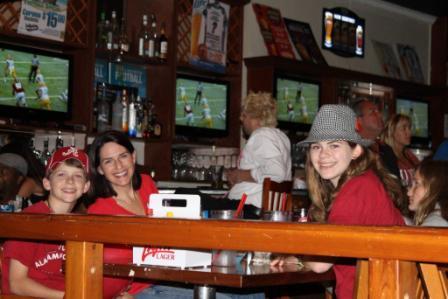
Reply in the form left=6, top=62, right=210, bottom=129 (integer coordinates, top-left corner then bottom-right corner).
left=46, top=146, right=90, bottom=175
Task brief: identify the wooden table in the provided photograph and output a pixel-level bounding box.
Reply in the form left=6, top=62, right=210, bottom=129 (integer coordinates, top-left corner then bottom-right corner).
left=103, top=262, right=335, bottom=298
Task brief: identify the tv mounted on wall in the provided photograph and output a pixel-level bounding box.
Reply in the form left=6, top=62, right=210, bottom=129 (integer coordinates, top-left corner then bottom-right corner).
left=175, top=73, right=229, bottom=138
left=396, top=97, right=430, bottom=147
left=0, top=42, right=73, bottom=122
left=274, top=74, right=320, bottom=132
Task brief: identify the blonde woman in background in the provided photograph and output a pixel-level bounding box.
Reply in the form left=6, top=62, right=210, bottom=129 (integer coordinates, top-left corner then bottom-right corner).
left=381, top=114, right=419, bottom=187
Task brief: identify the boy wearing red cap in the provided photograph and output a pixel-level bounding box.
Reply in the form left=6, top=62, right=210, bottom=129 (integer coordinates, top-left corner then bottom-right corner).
left=1, top=146, right=90, bottom=299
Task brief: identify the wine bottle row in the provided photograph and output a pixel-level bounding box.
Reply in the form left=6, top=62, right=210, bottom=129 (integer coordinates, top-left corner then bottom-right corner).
left=96, top=10, right=168, bottom=62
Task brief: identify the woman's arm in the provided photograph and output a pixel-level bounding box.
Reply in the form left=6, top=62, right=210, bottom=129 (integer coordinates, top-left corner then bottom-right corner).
left=9, top=259, right=64, bottom=299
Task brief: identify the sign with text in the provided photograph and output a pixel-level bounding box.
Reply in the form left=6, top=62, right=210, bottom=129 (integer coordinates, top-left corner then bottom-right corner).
left=322, top=7, right=365, bottom=58
left=18, top=0, right=67, bottom=42
left=190, top=0, right=230, bottom=73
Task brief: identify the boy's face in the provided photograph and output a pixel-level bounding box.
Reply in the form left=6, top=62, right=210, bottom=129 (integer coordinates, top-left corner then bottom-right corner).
left=43, top=163, right=90, bottom=205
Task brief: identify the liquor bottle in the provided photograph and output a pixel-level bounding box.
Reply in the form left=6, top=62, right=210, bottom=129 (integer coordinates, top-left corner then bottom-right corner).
left=42, top=137, right=52, bottom=166
left=111, top=89, right=123, bottom=130
left=110, top=11, right=119, bottom=50
left=105, top=20, right=112, bottom=50
left=119, top=16, right=130, bottom=53
left=55, top=131, right=64, bottom=150
left=121, top=89, right=128, bottom=133
left=96, top=82, right=110, bottom=132
left=148, top=14, right=157, bottom=58
left=135, top=95, right=144, bottom=138
left=96, top=11, right=107, bottom=49
left=138, top=14, right=149, bottom=57
left=128, top=92, right=137, bottom=137
left=158, top=22, right=168, bottom=62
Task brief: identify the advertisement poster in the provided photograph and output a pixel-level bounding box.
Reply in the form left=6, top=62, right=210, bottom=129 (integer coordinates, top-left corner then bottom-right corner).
left=18, top=0, right=68, bottom=42
left=94, top=59, right=147, bottom=98
left=190, top=0, right=230, bottom=73
left=252, top=3, right=295, bottom=59
left=396, top=44, right=425, bottom=83
left=372, top=40, right=402, bottom=79
left=283, top=18, right=326, bottom=65
left=322, top=7, right=365, bottom=58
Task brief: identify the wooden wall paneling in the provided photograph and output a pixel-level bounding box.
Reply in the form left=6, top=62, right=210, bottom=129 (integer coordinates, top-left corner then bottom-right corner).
left=143, top=141, right=172, bottom=180
left=431, top=16, right=447, bottom=87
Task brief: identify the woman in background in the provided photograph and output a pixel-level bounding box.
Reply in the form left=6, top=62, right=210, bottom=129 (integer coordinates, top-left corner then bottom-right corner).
left=407, top=159, right=448, bottom=227
left=381, top=114, right=420, bottom=187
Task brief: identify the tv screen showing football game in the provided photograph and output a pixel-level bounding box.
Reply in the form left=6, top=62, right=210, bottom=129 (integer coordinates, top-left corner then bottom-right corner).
left=175, top=74, right=229, bottom=137
left=396, top=98, right=429, bottom=138
left=0, top=43, right=71, bottom=120
left=275, top=76, right=320, bottom=128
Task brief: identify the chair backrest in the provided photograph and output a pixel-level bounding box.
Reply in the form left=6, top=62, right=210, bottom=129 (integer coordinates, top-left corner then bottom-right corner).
left=262, top=178, right=293, bottom=212
left=418, top=263, right=448, bottom=298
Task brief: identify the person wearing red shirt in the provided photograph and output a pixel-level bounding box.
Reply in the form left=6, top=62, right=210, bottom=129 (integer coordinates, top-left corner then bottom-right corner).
left=2, top=146, right=90, bottom=299
left=272, top=105, right=405, bottom=299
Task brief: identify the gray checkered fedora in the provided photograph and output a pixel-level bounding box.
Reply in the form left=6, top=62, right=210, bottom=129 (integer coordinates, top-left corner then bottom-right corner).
left=298, top=104, right=372, bottom=147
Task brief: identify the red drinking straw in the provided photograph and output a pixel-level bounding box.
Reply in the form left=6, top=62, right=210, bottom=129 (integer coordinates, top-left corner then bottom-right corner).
left=280, top=192, right=287, bottom=211
left=235, top=193, right=247, bottom=218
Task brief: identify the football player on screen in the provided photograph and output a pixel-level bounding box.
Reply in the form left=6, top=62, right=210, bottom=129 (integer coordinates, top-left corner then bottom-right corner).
left=184, top=102, right=195, bottom=126
left=12, top=78, right=27, bottom=107
left=36, top=81, right=51, bottom=110
left=202, top=103, right=213, bottom=128
left=4, top=54, right=16, bottom=82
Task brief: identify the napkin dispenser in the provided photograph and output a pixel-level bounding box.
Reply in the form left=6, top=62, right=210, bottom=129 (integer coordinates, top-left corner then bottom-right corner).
left=133, top=193, right=211, bottom=268
left=148, top=193, right=201, bottom=219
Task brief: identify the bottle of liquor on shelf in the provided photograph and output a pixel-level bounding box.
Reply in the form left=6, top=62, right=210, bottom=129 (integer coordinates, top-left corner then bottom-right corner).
left=128, top=92, right=137, bottom=137
left=148, top=14, right=157, bottom=58
left=138, top=14, right=149, bottom=57
left=42, top=137, right=52, bottom=166
left=121, top=89, right=129, bottom=133
left=158, top=22, right=168, bottom=62
left=96, top=11, right=107, bottom=49
left=111, top=89, right=123, bottom=131
left=55, top=131, right=64, bottom=151
left=119, top=16, right=130, bottom=54
left=110, top=10, right=119, bottom=50
left=96, top=82, right=110, bottom=132
left=135, top=95, right=144, bottom=138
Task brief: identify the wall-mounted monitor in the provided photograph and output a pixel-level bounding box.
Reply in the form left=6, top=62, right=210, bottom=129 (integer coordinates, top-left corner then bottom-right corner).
left=274, top=74, right=320, bottom=132
left=396, top=98, right=429, bottom=146
left=0, top=42, right=73, bottom=122
left=175, top=73, right=229, bottom=138
left=322, top=7, right=365, bottom=57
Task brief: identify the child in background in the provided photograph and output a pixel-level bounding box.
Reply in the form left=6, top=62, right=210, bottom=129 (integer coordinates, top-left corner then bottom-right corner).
left=407, top=159, right=448, bottom=227
left=1, top=146, right=90, bottom=298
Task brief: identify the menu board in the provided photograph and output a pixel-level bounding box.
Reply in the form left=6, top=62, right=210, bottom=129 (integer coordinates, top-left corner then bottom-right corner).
left=322, top=7, right=365, bottom=57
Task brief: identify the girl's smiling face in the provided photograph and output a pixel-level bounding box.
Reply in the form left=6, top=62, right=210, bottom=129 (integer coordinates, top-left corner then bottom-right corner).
left=309, top=140, right=362, bottom=187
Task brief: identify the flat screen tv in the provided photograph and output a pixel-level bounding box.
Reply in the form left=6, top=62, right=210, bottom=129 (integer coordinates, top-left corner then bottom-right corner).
left=274, top=74, right=320, bottom=132
left=0, top=42, right=72, bottom=122
left=396, top=98, right=429, bottom=146
left=175, top=74, right=229, bottom=138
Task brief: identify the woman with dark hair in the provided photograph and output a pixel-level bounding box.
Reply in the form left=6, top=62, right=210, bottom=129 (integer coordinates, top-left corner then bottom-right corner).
left=87, top=130, right=158, bottom=298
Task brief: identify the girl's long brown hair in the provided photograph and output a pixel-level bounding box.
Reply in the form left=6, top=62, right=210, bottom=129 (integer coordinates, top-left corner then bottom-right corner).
left=306, top=142, right=407, bottom=223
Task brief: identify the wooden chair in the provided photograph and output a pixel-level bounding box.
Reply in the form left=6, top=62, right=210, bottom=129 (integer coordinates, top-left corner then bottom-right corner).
left=261, top=178, right=293, bottom=212
left=418, top=263, right=448, bottom=298
left=354, top=259, right=448, bottom=298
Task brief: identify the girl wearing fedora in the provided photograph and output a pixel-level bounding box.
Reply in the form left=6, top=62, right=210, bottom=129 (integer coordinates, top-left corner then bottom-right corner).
left=272, top=105, right=405, bottom=299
